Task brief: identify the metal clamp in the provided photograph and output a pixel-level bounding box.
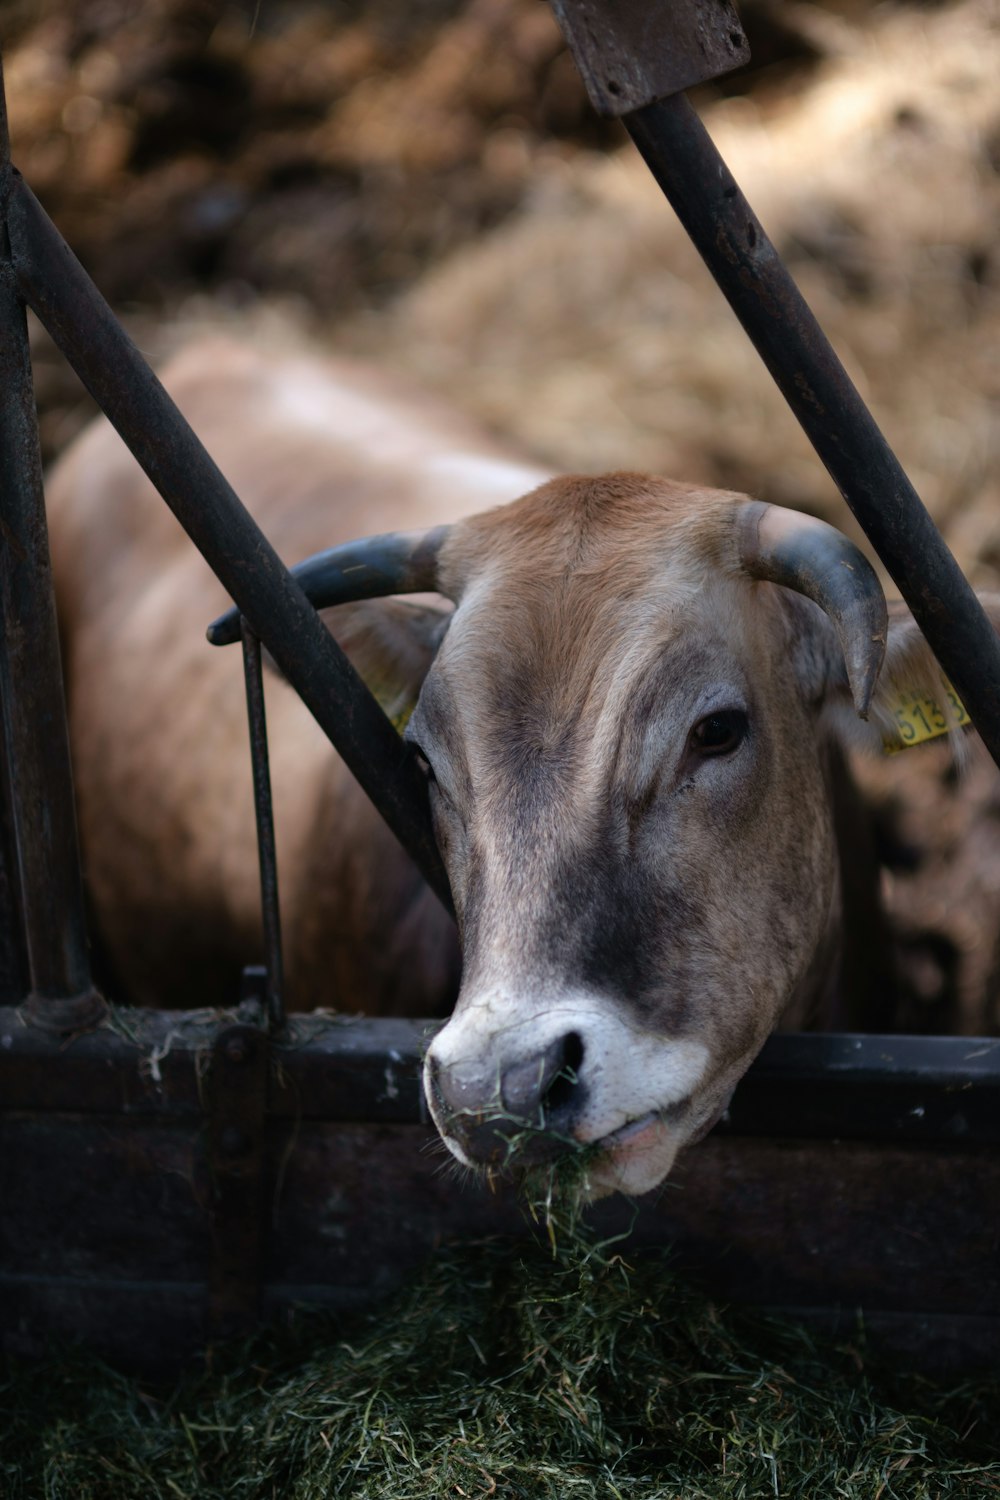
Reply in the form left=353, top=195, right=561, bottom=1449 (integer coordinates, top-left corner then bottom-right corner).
left=549, top=0, right=749, bottom=116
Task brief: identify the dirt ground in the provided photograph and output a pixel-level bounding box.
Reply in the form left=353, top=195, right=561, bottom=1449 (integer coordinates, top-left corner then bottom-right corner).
left=3, top=0, right=999, bottom=1032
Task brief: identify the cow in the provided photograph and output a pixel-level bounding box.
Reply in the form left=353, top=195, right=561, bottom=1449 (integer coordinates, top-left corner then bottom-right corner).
left=47, top=335, right=993, bottom=1199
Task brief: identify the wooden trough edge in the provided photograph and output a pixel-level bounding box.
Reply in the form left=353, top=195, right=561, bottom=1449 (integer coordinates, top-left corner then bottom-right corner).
left=3, top=1006, right=999, bottom=1374
left=2, top=1004, right=999, bottom=1142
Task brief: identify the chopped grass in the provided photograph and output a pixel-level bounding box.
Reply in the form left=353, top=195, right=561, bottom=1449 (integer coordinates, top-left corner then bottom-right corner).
left=3, top=1208, right=998, bottom=1500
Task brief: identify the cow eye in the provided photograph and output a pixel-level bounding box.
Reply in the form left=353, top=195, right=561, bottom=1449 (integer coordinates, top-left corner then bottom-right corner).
left=411, top=746, right=437, bottom=784
left=690, top=709, right=748, bottom=757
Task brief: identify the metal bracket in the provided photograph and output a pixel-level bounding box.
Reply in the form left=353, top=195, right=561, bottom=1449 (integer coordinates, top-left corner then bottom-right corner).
left=19, top=990, right=107, bottom=1033
left=206, top=973, right=270, bottom=1341
left=548, top=0, right=749, bottom=117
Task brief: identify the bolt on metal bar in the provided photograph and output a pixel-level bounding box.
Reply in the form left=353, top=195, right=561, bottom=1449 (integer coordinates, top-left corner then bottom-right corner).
left=5, top=171, right=453, bottom=915
left=240, top=620, right=285, bottom=1031
left=0, top=57, right=103, bottom=1030
left=624, top=93, right=1000, bottom=768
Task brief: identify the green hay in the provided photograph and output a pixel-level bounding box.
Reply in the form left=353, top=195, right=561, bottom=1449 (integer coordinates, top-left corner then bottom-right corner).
left=3, top=1214, right=999, bottom=1500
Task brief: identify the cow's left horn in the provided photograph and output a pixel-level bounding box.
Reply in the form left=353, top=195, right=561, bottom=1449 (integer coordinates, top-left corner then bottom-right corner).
left=737, top=501, right=887, bottom=719
left=207, top=525, right=451, bottom=645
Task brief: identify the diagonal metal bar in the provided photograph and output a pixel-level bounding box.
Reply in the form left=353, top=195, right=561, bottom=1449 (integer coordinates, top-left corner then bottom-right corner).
left=547, top=2, right=1000, bottom=769
left=624, top=94, right=1000, bottom=768
left=5, top=171, right=453, bottom=915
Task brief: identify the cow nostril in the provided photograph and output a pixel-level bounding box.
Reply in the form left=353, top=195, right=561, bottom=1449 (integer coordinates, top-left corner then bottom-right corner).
left=430, top=1030, right=588, bottom=1169
left=540, top=1030, right=584, bottom=1117
left=499, top=1029, right=584, bottom=1126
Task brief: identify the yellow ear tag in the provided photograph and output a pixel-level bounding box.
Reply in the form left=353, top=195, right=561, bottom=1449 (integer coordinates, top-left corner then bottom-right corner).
left=364, top=675, right=415, bottom=737
left=883, top=679, right=970, bottom=753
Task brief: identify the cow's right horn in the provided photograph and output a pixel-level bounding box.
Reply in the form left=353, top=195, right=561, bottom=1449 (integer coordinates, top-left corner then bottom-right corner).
left=737, top=501, right=887, bottom=719
left=207, top=525, right=451, bottom=645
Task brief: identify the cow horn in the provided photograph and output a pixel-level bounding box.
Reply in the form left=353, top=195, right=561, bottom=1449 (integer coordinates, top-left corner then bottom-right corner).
left=737, top=501, right=887, bottom=718
left=207, top=525, right=451, bottom=646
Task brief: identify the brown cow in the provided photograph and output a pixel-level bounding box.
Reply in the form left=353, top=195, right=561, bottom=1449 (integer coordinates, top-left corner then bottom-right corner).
left=48, top=336, right=992, bottom=1197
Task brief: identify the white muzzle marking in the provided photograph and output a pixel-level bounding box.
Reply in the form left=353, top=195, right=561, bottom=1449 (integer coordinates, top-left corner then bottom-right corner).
left=425, top=987, right=710, bottom=1195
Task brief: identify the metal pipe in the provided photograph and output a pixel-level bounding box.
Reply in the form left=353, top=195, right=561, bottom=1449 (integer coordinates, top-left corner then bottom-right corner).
left=240, top=621, right=285, bottom=1031
left=626, top=93, right=1000, bottom=768
left=0, top=59, right=103, bottom=1030
left=6, top=172, right=453, bottom=915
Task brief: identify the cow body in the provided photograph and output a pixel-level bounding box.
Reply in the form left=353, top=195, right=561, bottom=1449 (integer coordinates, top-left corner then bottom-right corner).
left=46, top=337, right=546, bottom=1013
left=48, top=336, right=986, bottom=1197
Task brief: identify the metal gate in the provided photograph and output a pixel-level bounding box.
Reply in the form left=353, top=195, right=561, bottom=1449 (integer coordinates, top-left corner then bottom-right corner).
left=1, top=2, right=998, bottom=1369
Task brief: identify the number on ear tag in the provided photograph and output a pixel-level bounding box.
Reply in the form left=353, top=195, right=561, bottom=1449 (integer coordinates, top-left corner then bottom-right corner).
left=883, top=681, right=970, bottom=753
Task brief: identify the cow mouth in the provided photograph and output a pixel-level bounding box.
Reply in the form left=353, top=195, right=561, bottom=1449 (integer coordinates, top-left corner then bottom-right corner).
left=596, top=1110, right=662, bottom=1153
left=594, top=1089, right=694, bottom=1153
left=581, top=1104, right=689, bottom=1198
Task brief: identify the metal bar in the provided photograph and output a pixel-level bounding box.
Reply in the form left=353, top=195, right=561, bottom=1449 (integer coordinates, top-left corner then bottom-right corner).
left=625, top=93, right=1000, bottom=767
left=5, top=171, right=453, bottom=914
left=206, top=992, right=270, bottom=1341
left=240, top=621, right=285, bottom=1030
left=0, top=59, right=102, bottom=1030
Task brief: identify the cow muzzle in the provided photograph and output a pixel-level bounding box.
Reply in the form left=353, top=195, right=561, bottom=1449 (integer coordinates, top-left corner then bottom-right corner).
left=425, top=1029, right=585, bottom=1168
left=423, top=989, right=712, bottom=1194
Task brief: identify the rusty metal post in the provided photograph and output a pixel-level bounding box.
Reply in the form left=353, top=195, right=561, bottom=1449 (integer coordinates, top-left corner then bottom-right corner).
left=0, top=57, right=103, bottom=1030
left=549, top=1, right=1000, bottom=770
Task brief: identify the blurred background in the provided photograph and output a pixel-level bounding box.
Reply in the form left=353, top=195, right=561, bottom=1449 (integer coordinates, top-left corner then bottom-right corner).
left=2, top=0, right=999, bottom=1031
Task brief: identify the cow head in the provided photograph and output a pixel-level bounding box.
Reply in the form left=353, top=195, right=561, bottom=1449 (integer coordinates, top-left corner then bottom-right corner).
left=217, top=474, right=934, bottom=1196
left=413, top=475, right=891, bottom=1197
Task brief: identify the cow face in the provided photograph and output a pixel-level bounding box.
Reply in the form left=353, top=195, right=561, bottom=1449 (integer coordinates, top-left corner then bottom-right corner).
left=410, top=474, right=876, bottom=1197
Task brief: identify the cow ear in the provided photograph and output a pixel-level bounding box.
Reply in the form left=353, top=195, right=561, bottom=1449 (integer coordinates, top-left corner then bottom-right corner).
left=264, top=598, right=450, bottom=736
left=823, top=592, right=1000, bottom=757
left=325, top=599, right=451, bottom=736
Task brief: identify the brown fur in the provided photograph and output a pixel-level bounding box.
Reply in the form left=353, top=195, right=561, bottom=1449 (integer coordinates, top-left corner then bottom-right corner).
left=44, top=335, right=539, bottom=1011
